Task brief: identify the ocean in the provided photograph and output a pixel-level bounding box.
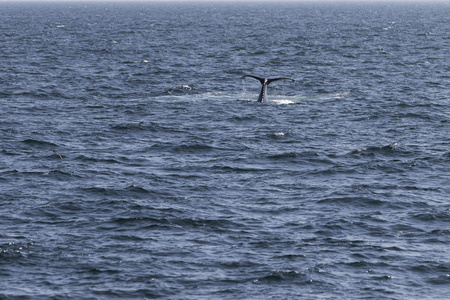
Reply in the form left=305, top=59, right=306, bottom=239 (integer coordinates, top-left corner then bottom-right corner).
left=1, top=1, right=449, bottom=299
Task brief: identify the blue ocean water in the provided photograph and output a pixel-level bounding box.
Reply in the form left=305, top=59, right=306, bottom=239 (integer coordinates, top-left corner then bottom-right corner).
left=1, top=1, right=450, bottom=299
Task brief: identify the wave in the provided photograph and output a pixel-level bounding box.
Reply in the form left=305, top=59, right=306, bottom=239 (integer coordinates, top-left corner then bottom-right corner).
left=75, top=154, right=121, bottom=164
left=152, top=92, right=308, bottom=104
left=21, top=139, right=59, bottom=148
left=172, top=142, right=216, bottom=154
left=349, top=142, right=407, bottom=157
left=166, top=84, right=195, bottom=95
left=317, top=196, right=386, bottom=208
left=255, top=270, right=307, bottom=284
left=110, top=121, right=173, bottom=133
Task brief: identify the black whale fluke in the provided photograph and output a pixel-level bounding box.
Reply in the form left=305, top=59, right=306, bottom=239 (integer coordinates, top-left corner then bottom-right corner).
left=241, top=75, right=295, bottom=102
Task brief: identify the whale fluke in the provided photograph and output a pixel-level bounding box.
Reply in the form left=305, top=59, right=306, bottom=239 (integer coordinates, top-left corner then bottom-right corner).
left=241, top=75, right=295, bottom=102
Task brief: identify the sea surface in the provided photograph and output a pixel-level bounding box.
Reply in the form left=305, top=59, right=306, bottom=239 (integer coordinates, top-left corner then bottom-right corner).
left=1, top=1, right=450, bottom=299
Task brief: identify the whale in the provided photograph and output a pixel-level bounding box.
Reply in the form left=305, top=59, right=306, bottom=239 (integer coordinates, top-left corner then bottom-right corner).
left=241, top=75, right=295, bottom=102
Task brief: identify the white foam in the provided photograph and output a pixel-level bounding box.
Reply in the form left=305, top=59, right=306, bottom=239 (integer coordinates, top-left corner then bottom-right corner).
left=271, top=99, right=295, bottom=105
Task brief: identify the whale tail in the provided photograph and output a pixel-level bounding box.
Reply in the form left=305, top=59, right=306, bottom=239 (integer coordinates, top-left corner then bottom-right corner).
left=241, top=75, right=295, bottom=102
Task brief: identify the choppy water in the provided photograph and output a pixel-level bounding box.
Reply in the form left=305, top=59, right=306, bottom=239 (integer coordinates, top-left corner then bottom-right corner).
left=1, top=2, right=450, bottom=299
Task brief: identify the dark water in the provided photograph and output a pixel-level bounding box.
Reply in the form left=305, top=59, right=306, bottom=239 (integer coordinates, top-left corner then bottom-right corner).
left=1, top=1, right=450, bottom=299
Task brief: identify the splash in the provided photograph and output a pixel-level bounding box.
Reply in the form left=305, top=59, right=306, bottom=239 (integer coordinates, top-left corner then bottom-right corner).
left=271, top=99, right=295, bottom=105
